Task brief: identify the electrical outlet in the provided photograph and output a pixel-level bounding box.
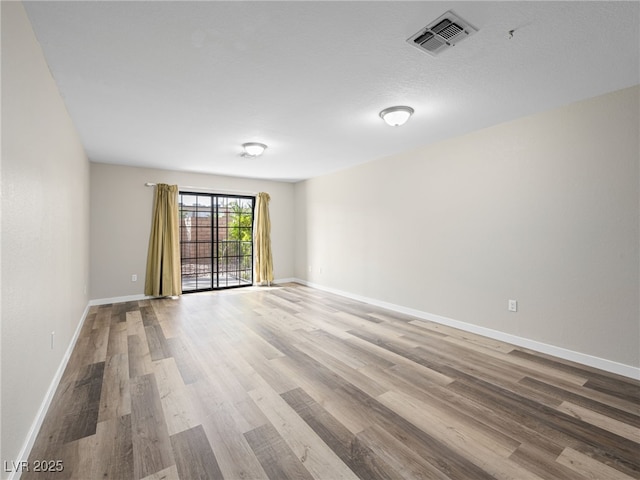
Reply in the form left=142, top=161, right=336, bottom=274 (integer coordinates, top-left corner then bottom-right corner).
left=131, top=274, right=138, bottom=282
left=508, top=299, right=518, bottom=312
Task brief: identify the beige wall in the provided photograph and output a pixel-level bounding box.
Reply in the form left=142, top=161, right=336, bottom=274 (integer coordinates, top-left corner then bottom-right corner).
left=90, top=163, right=295, bottom=300
left=295, top=86, right=640, bottom=370
left=1, top=2, right=90, bottom=471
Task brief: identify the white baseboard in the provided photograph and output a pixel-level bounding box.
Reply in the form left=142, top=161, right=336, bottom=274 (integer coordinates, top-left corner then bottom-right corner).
left=89, top=293, right=151, bottom=306
left=9, top=303, right=91, bottom=480
left=293, top=278, right=640, bottom=380
left=88, top=282, right=295, bottom=305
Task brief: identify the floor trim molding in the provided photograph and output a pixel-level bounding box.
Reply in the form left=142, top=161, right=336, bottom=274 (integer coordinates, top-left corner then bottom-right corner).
left=89, top=280, right=296, bottom=305
left=9, top=303, right=91, bottom=480
left=294, top=278, right=639, bottom=380
left=89, top=294, right=152, bottom=306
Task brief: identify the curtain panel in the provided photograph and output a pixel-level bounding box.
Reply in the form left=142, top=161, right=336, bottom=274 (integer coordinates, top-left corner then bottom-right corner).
left=254, top=192, right=274, bottom=285
left=144, top=184, right=182, bottom=297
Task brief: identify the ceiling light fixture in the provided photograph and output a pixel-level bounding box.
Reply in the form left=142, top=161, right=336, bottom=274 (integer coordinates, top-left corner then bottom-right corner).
left=379, top=106, right=414, bottom=127
left=242, top=142, right=267, bottom=157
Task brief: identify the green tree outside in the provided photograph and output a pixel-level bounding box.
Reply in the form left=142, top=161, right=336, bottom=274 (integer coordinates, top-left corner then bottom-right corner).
left=226, top=202, right=254, bottom=266
left=227, top=202, right=253, bottom=241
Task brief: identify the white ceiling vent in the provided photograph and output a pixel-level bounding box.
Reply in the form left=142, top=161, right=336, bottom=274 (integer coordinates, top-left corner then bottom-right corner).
left=407, top=11, right=477, bottom=57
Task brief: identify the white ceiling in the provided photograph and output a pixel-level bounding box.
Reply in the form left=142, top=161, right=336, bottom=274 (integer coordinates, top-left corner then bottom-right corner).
left=24, top=1, right=640, bottom=182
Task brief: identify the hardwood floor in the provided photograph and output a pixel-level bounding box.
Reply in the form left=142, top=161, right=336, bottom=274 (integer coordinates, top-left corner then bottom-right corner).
left=24, top=283, right=640, bottom=479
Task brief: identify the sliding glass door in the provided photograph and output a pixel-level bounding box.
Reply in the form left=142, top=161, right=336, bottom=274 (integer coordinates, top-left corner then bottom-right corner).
left=179, top=192, right=254, bottom=292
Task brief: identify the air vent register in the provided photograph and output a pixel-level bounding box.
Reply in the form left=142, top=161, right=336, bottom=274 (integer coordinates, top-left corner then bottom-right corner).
left=407, top=11, right=478, bottom=57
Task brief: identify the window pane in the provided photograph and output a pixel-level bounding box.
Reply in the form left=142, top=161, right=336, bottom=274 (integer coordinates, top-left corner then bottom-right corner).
left=197, top=243, right=211, bottom=258
left=181, top=195, right=197, bottom=207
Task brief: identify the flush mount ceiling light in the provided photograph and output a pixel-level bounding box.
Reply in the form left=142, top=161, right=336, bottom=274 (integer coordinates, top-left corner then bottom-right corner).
left=379, top=106, right=414, bottom=127
left=241, top=142, right=267, bottom=157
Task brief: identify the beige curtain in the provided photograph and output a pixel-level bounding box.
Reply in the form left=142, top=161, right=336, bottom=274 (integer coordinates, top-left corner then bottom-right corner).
left=254, top=192, right=274, bottom=285
left=144, top=184, right=182, bottom=297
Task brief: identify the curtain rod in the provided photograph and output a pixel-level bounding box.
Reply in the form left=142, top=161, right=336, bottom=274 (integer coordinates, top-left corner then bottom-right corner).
left=145, top=182, right=257, bottom=196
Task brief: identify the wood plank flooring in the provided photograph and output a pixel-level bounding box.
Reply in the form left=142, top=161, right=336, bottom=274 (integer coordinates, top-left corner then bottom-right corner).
left=24, top=283, right=640, bottom=479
